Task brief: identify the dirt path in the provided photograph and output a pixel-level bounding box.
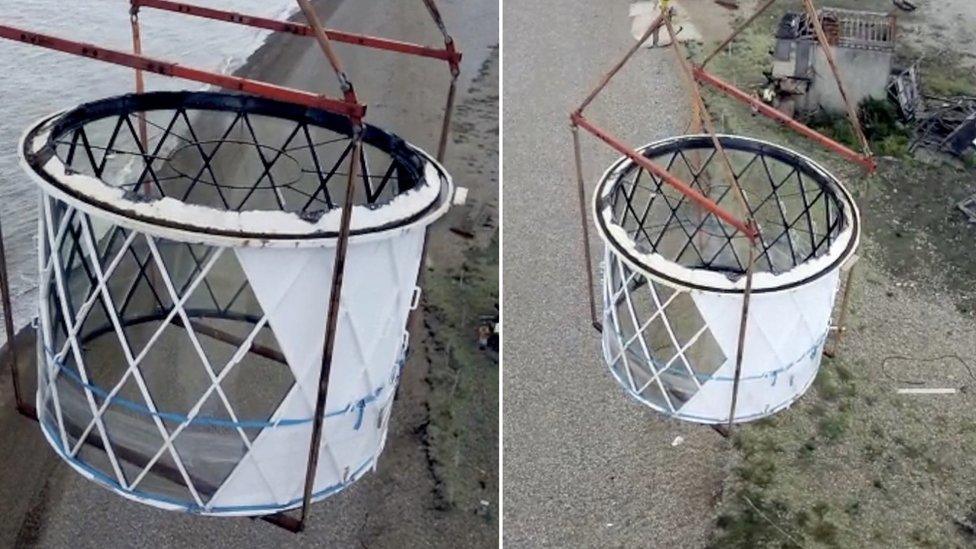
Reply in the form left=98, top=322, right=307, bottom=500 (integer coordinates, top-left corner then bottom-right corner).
left=502, top=1, right=725, bottom=547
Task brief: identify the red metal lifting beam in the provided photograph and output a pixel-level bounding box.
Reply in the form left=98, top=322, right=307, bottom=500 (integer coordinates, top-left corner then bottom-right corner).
left=0, top=24, right=365, bottom=120
left=130, top=0, right=459, bottom=161
left=693, top=67, right=876, bottom=172
left=132, top=0, right=461, bottom=71
left=570, top=11, right=756, bottom=244
left=572, top=112, right=758, bottom=242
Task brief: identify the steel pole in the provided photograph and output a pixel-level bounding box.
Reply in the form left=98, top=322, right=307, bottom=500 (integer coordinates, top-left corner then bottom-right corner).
left=826, top=263, right=856, bottom=358
left=129, top=7, right=149, bottom=148
left=295, top=0, right=358, bottom=105
left=576, top=12, right=666, bottom=115
left=571, top=124, right=601, bottom=332
left=298, top=130, right=363, bottom=529
left=700, top=0, right=778, bottom=67
left=294, top=0, right=366, bottom=529
left=727, top=244, right=756, bottom=431
left=801, top=0, right=873, bottom=159
left=0, top=207, right=25, bottom=413
left=436, top=75, right=458, bottom=163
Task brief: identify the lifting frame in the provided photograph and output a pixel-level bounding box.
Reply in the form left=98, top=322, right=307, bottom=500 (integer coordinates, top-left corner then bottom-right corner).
left=570, top=1, right=868, bottom=433
left=0, top=0, right=461, bottom=533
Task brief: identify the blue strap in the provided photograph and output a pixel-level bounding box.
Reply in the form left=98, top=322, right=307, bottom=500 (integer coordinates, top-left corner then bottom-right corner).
left=353, top=399, right=367, bottom=430
left=44, top=345, right=400, bottom=430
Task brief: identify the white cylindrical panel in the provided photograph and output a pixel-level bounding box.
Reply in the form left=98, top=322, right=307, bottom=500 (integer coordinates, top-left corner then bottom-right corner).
left=22, top=91, right=452, bottom=515
left=594, top=135, right=859, bottom=424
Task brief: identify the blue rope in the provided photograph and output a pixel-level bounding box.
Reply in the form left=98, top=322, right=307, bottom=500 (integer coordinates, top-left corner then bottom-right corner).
left=605, top=331, right=830, bottom=421
left=619, top=331, right=829, bottom=382
left=45, top=346, right=401, bottom=430
left=39, top=419, right=374, bottom=515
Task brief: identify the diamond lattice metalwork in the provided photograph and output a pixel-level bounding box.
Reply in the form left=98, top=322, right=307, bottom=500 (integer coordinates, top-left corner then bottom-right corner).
left=596, top=136, right=860, bottom=424
left=605, top=135, right=846, bottom=276
left=25, top=91, right=451, bottom=515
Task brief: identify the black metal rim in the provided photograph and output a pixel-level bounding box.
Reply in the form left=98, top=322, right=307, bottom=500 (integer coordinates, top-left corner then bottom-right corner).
left=23, top=91, right=449, bottom=242
left=595, top=135, right=860, bottom=294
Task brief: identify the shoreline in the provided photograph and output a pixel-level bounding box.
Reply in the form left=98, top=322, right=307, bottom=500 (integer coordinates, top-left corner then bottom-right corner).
left=228, top=0, right=345, bottom=88
left=0, top=0, right=341, bottom=353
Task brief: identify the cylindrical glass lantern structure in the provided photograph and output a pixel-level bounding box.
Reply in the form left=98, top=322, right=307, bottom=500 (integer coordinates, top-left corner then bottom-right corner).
left=20, top=92, right=452, bottom=515
left=594, top=135, right=859, bottom=424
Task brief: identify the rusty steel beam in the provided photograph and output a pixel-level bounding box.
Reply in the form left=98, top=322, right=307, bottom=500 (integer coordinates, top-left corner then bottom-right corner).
left=571, top=125, right=602, bottom=332
left=576, top=12, right=667, bottom=114
left=800, top=0, right=873, bottom=158
left=131, top=0, right=461, bottom=67
left=693, top=67, right=876, bottom=172
left=701, top=0, right=778, bottom=67
left=0, top=24, right=365, bottom=119
left=129, top=0, right=461, bottom=160
left=0, top=211, right=27, bottom=415
left=572, top=113, right=758, bottom=241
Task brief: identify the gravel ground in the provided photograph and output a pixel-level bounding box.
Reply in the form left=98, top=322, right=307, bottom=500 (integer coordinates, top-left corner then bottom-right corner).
left=502, top=1, right=727, bottom=547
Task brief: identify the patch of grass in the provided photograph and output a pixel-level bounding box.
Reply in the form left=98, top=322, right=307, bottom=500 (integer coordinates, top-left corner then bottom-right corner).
left=797, top=438, right=817, bottom=463
left=806, top=110, right=858, bottom=148
left=711, top=347, right=975, bottom=546
left=962, top=152, right=976, bottom=171
left=834, top=363, right=854, bottom=383
left=921, top=67, right=976, bottom=98
left=956, top=502, right=976, bottom=542
left=736, top=454, right=777, bottom=489
left=423, top=233, right=498, bottom=515
left=860, top=98, right=907, bottom=142
left=876, top=134, right=910, bottom=158
left=814, top=360, right=857, bottom=403
left=806, top=98, right=912, bottom=158
left=818, top=412, right=849, bottom=442
left=695, top=5, right=976, bottom=545
left=711, top=492, right=804, bottom=549
left=809, top=502, right=841, bottom=545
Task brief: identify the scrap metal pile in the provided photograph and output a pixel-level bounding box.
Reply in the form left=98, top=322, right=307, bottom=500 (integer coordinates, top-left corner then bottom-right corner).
left=889, top=60, right=976, bottom=157
left=887, top=61, right=976, bottom=223
left=907, top=95, right=976, bottom=156
left=756, top=7, right=976, bottom=161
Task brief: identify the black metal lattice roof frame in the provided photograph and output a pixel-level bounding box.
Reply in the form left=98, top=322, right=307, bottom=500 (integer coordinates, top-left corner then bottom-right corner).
left=24, top=91, right=448, bottom=243
left=596, top=135, right=859, bottom=294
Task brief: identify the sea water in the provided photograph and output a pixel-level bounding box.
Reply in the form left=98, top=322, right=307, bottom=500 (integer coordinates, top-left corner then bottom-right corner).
left=0, top=0, right=298, bottom=340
